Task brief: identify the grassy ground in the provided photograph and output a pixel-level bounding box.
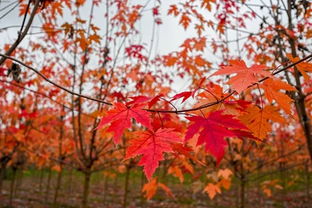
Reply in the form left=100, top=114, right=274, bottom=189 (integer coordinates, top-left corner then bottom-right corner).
left=0, top=167, right=311, bottom=208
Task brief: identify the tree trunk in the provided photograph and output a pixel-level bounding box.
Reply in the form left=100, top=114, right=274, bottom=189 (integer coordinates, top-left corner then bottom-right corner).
left=0, top=164, right=6, bottom=195
left=53, top=166, right=63, bottom=206
left=239, top=157, right=246, bottom=208
left=67, top=168, right=73, bottom=194
left=103, top=175, right=108, bottom=205
left=9, top=167, right=17, bottom=206
left=0, top=159, right=10, bottom=195
left=123, top=166, right=131, bottom=208
left=39, top=169, right=44, bottom=193
left=82, top=171, right=91, bottom=208
left=45, top=168, right=52, bottom=203
left=14, top=168, right=23, bottom=198
left=240, top=175, right=245, bottom=208
left=305, top=160, right=310, bottom=199
left=235, top=182, right=239, bottom=208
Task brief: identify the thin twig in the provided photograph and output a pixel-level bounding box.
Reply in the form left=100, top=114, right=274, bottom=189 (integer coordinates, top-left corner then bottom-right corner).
left=0, top=53, right=112, bottom=105
left=0, top=0, right=40, bottom=66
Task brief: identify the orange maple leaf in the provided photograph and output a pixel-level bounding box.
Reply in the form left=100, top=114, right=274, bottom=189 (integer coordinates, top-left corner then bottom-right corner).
left=287, top=54, right=312, bottom=80
left=204, top=183, right=221, bottom=199
left=142, top=177, right=174, bottom=200
left=212, top=60, right=271, bottom=93
left=194, top=37, right=206, bottom=51
left=201, top=0, right=215, bottom=11
left=19, top=3, right=29, bottom=16
left=142, top=178, right=157, bottom=200
left=168, top=166, right=184, bottom=182
left=163, top=55, right=178, bottom=66
left=261, top=78, right=296, bottom=113
left=180, top=13, right=191, bottom=30
left=240, top=105, right=285, bottom=139
left=89, top=34, right=101, bottom=44
left=168, top=5, right=179, bottom=16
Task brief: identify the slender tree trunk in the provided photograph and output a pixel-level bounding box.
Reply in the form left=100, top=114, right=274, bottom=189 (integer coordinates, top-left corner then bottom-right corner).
left=103, top=175, right=108, bottom=205
left=14, top=168, right=23, bottom=198
left=45, top=168, right=52, bottom=203
left=305, top=160, right=310, bottom=199
left=0, top=159, right=10, bottom=196
left=39, top=169, right=44, bottom=194
left=53, top=166, right=63, bottom=206
left=82, top=171, right=91, bottom=208
left=0, top=163, right=6, bottom=195
left=240, top=175, right=245, bottom=208
left=256, top=168, right=261, bottom=206
left=54, top=113, right=64, bottom=206
left=9, top=167, right=17, bottom=206
left=123, top=166, right=131, bottom=208
left=67, top=168, right=73, bottom=194
left=279, top=140, right=286, bottom=203
left=239, top=154, right=246, bottom=208
left=235, top=182, right=239, bottom=208
left=114, top=175, right=118, bottom=189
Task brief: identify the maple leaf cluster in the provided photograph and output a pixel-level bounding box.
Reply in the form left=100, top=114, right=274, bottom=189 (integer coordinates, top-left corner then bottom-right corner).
left=96, top=79, right=261, bottom=179
left=95, top=57, right=305, bottom=181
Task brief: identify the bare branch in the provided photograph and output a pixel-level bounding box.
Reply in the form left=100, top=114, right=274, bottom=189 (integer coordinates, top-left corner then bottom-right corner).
left=0, top=0, right=40, bottom=66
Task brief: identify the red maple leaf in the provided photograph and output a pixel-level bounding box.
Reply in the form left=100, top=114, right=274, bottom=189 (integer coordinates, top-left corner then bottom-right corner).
left=126, top=128, right=181, bottom=179
left=0, top=67, right=6, bottom=76
left=148, top=94, right=164, bottom=108
left=96, top=102, right=151, bottom=144
left=185, top=111, right=252, bottom=164
left=171, top=91, right=193, bottom=103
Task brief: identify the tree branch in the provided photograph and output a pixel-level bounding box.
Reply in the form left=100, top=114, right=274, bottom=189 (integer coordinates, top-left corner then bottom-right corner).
left=1, top=53, right=311, bottom=114
left=0, top=0, right=40, bottom=66
left=0, top=53, right=112, bottom=105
